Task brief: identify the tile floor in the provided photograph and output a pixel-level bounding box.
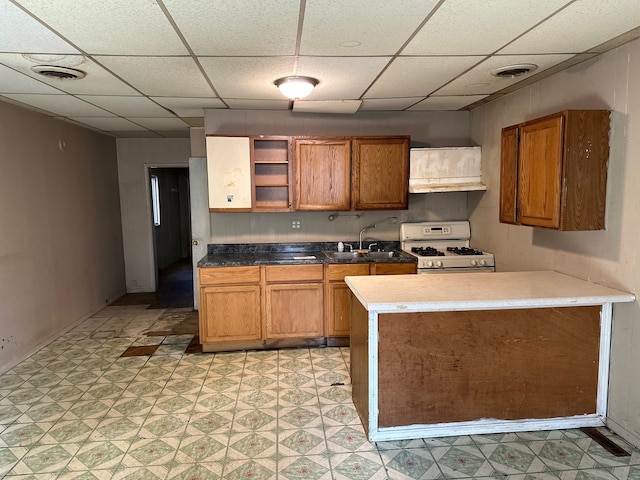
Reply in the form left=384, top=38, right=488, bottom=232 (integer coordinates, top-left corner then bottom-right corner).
left=2, top=304, right=640, bottom=479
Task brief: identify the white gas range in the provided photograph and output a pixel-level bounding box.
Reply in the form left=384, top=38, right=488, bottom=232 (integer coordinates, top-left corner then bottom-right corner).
left=400, top=221, right=495, bottom=273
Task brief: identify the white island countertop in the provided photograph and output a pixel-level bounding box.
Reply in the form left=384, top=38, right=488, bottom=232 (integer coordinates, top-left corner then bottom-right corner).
left=345, top=270, right=635, bottom=313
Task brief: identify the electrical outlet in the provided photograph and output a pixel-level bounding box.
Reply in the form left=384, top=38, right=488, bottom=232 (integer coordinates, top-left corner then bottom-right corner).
left=291, top=220, right=301, bottom=229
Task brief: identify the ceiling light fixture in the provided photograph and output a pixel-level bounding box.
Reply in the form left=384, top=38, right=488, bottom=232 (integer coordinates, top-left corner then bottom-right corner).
left=274, top=76, right=319, bottom=99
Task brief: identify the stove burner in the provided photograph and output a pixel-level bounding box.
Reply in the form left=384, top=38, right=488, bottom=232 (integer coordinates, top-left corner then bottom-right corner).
left=411, top=246, right=444, bottom=256
left=446, top=246, right=484, bottom=256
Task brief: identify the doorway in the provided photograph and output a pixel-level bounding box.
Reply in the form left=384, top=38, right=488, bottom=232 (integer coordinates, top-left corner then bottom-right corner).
left=149, top=167, right=193, bottom=308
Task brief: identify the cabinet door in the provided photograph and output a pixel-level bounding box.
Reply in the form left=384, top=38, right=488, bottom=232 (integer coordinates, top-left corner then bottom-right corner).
left=327, top=282, right=353, bottom=337
left=370, top=262, right=417, bottom=275
left=293, top=138, right=351, bottom=210
left=325, top=263, right=370, bottom=337
left=499, top=126, right=519, bottom=224
left=265, top=283, right=324, bottom=338
left=206, top=136, right=252, bottom=211
left=199, top=285, right=261, bottom=343
left=517, top=115, right=564, bottom=229
left=352, top=137, right=409, bottom=209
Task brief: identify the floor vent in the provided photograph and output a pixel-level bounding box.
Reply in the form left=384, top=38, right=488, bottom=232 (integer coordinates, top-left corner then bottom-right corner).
left=580, top=427, right=631, bottom=457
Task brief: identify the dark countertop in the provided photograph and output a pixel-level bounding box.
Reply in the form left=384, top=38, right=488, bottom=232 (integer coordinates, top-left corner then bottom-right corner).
left=197, top=242, right=417, bottom=267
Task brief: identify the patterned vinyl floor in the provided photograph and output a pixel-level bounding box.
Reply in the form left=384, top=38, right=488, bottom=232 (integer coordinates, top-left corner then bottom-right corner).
left=1, top=304, right=640, bottom=479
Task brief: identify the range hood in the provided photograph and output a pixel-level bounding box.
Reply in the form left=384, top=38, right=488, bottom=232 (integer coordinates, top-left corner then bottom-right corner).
left=409, top=146, right=486, bottom=193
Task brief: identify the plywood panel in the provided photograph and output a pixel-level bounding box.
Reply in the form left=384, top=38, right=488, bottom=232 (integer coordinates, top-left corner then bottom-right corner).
left=350, top=297, right=370, bottom=435
left=377, top=306, right=601, bottom=427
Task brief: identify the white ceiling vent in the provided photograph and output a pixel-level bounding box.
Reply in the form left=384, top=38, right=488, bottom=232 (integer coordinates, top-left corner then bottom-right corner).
left=490, top=64, right=538, bottom=78
left=31, top=65, right=87, bottom=80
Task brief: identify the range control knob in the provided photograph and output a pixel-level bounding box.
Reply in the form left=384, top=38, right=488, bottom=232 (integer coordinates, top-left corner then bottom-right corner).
left=479, top=259, right=486, bottom=266
left=426, top=260, right=434, bottom=267
left=435, top=260, right=443, bottom=268
left=470, top=259, right=477, bottom=266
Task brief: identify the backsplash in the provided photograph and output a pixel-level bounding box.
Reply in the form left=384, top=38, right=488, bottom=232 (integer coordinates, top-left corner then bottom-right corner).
left=209, top=191, right=470, bottom=244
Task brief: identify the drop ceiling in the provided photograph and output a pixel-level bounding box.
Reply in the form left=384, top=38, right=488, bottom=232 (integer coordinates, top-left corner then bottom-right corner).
left=1, top=0, right=639, bottom=138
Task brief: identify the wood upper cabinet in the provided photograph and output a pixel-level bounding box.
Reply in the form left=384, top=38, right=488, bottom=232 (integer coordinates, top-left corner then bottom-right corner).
left=264, top=265, right=324, bottom=339
left=293, top=137, right=351, bottom=210
left=499, top=126, right=518, bottom=224
left=352, top=137, right=410, bottom=210
left=499, top=110, right=610, bottom=230
left=251, top=136, right=292, bottom=211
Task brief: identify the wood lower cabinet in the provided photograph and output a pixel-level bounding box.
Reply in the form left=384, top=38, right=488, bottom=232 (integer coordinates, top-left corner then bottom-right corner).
left=198, top=266, right=262, bottom=350
left=199, top=261, right=416, bottom=351
left=352, top=136, right=410, bottom=210
left=265, top=265, right=324, bottom=341
left=325, top=262, right=417, bottom=345
left=369, top=262, right=417, bottom=276
left=499, top=110, right=610, bottom=230
left=326, top=264, right=371, bottom=339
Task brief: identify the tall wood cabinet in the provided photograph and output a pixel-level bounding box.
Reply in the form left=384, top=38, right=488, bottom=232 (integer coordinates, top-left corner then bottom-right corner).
left=499, top=110, right=610, bottom=230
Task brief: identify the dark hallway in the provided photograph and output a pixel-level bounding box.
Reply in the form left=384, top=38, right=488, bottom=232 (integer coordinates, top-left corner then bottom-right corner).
left=111, top=257, right=194, bottom=309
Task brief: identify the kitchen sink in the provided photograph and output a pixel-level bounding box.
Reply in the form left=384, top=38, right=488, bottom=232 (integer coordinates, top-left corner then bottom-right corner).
left=325, top=251, right=360, bottom=259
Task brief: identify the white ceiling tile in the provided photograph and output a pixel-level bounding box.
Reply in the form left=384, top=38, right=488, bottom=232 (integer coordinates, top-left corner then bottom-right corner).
left=301, top=0, right=439, bottom=55
left=199, top=57, right=296, bottom=99
left=408, top=95, right=489, bottom=111
left=2, top=93, right=116, bottom=117
left=224, top=99, right=290, bottom=110
left=0, top=0, right=79, bottom=54
left=403, top=0, right=571, bottom=55
left=130, top=117, right=189, bottom=131
left=0, top=64, right=60, bottom=94
left=68, top=116, right=147, bottom=131
left=97, top=56, right=214, bottom=97
left=78, top=96, right=174, bottom=117
left=150, top=97, right=226, bottom=117
left=365, top=56, right=484, bottom=98
left=292, top=100, right=362, bottom=114
left=0, top=54, right=138, bottom=95
left=435, top=54, right=573, bottom=95
left=296, top=57, right=392, bottom=100
left=163, top=0, right=300, bottom=55
left=14, top=0, right=187, bottom=55
left=359, top=98, right=424, bottom=111
left=501, top=0, right=640, bottom=54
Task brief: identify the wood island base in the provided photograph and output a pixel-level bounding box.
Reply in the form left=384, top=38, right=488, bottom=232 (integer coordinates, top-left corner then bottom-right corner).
left=346, top=271, right=635, bottom=441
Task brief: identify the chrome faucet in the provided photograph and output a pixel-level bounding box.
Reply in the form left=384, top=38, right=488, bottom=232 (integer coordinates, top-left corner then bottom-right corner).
left=359, top=224, right=377, bottom=250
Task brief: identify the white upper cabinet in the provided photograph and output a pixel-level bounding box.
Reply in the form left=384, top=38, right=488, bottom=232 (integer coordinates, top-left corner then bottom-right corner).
left=206, top=136, right=252, bottom=210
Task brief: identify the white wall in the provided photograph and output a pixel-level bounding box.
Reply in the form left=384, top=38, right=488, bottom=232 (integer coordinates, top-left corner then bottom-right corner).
left=116, top=138, right=191, bottom=292
left=0, top=100, right=125, bottom=373
left=469, top=39, right=640, bottom=447
left=203, top=110, right=474, bottom=245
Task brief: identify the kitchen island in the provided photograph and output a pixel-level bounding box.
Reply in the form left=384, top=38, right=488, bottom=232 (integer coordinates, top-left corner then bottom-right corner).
left=346, top=270, right=635, bottom=441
